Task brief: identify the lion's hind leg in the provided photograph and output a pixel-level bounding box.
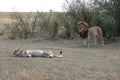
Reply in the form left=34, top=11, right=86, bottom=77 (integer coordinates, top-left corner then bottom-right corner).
left=100, top=35, right=104, bottom=46
left=93, top=36, right=97, bottom=46
left=97, top=27, right=104, bottom=46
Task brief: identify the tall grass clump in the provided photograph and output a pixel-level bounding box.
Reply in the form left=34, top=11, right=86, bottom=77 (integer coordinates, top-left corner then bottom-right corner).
left=6, top=11, right=63, bottom=39
left=49, top=19, right=59, bottom=37
left=8, top=12, right=33, bottom=39
left=61, top=15, right=75, bottom=38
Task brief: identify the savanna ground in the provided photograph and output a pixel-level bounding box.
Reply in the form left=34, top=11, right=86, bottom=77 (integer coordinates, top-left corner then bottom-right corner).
left=0, top=37, right=120, bottom=80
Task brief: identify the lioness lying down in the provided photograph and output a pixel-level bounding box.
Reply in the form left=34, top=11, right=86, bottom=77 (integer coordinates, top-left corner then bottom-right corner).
left=13, top=49, right=63, bottom=58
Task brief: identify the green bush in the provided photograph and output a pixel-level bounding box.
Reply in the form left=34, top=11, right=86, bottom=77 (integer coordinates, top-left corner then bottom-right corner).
left=101, top=16, right=117, bottom=39
left=9, top=22, right=31, bottom=39
left=49, top=20, right=59, bottom=36
left=62, top=15, right=75, bottom=38
left=8, top=12, right=33, bottom=39
left=8, top=12, right=62, bottom=39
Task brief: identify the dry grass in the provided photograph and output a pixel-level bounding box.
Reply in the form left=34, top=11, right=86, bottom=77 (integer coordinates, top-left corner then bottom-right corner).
left=0, top=39, right=120, bottom=80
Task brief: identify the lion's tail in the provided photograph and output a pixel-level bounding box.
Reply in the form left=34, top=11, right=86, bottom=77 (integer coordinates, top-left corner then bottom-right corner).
left=54, top=51, right=63, bottom=58
left=96, top=27, right=103, bottom=36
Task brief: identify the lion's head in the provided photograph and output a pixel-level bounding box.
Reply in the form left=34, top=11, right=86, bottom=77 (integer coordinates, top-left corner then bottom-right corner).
left=77, top=21, right=89, bottom=32
left=77, top=21, right=89, bottom=39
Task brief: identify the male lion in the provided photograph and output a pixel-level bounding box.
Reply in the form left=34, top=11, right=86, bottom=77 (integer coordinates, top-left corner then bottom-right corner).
left=77, top=21, right=104, bottom=47
left=13, top=49, right=63, bottom=58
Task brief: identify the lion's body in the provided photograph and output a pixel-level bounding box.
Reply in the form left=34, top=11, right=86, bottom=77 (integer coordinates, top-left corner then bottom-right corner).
left=77, top=21, right=104, bottom=47
left=13, top=49, right=63, bottom=58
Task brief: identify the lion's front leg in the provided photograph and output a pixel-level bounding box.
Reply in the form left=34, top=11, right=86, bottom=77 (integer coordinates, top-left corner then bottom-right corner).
left=83, top=39, right=87, bottom=47
left=83, top=39, right=89, bottom=47
left=86, top=33, right=90, bottom=47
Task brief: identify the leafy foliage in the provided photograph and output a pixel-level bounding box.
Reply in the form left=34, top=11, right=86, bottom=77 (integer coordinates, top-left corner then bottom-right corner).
left=8, top=12, right=60, bottom=39
left=63, top=0, right=120, bottom=39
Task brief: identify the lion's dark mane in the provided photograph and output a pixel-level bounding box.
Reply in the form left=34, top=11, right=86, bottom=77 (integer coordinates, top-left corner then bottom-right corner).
left=77, top=21, right=89, bottom=39
left=80, top=30, right=88, bottom=39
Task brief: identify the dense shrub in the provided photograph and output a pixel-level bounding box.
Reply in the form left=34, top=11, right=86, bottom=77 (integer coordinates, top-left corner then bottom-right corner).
left=101, top=16, right=117, bottom=39
left=8, top=13, right=32, bottom=39
left=49, top=19, right=59, bottom=36
left=63, top=0, right=120, bottom=39
left=8, top=12, right=57, bottom=39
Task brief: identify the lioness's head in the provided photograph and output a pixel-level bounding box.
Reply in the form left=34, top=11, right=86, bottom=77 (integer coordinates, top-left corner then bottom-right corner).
left=77, top=21, right=89, bottom=32
left=13, top=48, right=22, bottom=56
